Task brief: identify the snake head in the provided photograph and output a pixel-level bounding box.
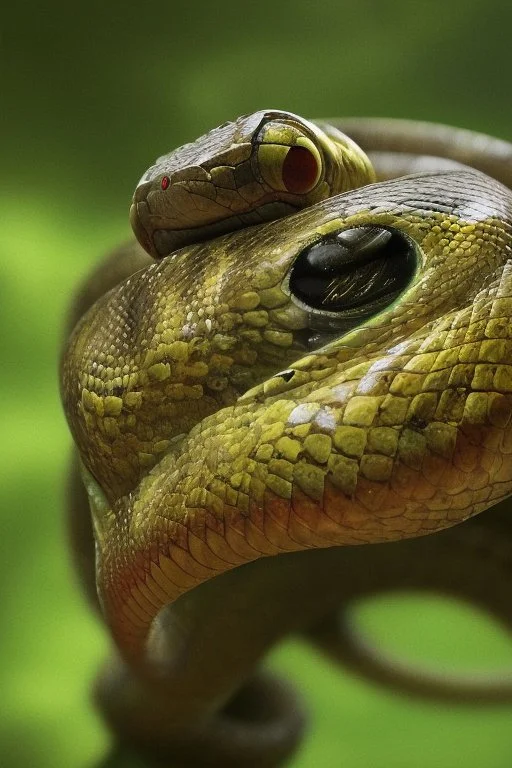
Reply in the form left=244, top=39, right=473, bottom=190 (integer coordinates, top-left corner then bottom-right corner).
left=130, top=109, right=375, bottom=258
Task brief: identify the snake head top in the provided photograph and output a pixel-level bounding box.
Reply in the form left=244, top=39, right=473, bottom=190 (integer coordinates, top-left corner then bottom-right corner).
left=130, top=109, right=375, bottom=258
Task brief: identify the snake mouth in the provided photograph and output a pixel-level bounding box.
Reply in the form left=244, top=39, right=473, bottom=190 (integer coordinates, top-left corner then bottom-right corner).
left=131, top=186, right=299, bottom=258
left=286, top=225, right=419, bottom=341
left=151, top=201, right=299, bottom=256
left=129, top=201, right=155, bottom=255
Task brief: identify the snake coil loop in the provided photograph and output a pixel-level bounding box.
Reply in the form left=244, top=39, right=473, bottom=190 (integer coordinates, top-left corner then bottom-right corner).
left=62, top=112, right=512, bottom=766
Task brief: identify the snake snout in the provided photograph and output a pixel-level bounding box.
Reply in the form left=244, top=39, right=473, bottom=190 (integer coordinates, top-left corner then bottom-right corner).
left=131, top=174, right=251, bottom=258
left=130, top=199, right=155, bottom=257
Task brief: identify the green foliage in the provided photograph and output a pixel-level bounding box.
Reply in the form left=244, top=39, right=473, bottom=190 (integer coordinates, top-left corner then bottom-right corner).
left=2, top=0, right=512, bottom=765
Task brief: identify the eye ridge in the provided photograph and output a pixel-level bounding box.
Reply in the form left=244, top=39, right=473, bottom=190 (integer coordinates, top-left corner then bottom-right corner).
left=253, top=115, right=323, bottom=195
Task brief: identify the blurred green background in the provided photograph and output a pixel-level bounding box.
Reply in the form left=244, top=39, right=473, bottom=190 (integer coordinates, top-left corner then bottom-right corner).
left=3, top=0, right=512, bottom=765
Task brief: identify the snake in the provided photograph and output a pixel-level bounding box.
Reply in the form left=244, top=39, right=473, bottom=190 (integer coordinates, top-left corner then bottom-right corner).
left=61, top=111, right=512, bottom=766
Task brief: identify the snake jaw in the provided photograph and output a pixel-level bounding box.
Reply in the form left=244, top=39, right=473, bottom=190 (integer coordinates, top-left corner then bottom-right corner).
left=130, top=199, right=154, bottom=256
left=131, top=164, right=298, bottom=258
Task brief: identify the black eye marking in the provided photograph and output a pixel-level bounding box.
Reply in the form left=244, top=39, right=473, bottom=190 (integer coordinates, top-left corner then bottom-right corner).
left=288, top=226, right=417, bottom=318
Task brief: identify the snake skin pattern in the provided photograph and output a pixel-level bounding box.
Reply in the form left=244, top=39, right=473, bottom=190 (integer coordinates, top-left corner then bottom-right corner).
left=61, top=113, right=512, bottom=766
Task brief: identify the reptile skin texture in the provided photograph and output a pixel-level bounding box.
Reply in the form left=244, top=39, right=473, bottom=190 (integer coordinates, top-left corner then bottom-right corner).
left=61, top=112, right=512, bottom=766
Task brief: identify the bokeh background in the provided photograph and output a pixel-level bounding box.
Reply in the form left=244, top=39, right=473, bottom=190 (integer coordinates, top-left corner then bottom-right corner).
left=3, top=0, right=512, bottom=765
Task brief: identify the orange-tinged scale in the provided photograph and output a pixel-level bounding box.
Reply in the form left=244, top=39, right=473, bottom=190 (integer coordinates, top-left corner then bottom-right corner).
left=167, top=519, right=189, bottom=550
left=187, top=529, right=234, bottom=570
left=204, top=527, right=246, bottom=566
left=449, top=490, right=474, bottom=511
left=121, top=602, right=148, bottom=628
left=480, top=449, right=501, bottom=475
left=131, top=585, right=158, bottom=616
left=225, top=507, right=249, bottom=535
left=244, top=518, right=282, bottom=556
left=264, top=491, right=291, bottom=529
left=467, top=468, right=491, bottom=491
left=204, top=510, right=225, bottom=534
left=494, top=457, right=512, bottom=483
left=139, top=578, right=166, bottom=607
left=322, top=480, right=360, bottom=527
left=288, top=513, right=343, bottom=549
left=248, top=502, right=266, bottom=532
left=452, top=436, right=481, bottom=472
left=150, top=560, right=180, bottom=593
left=186, top=511, right=207, bottom=540
left=159, top=553, right=198, bottom=589
left=356, top=479, right=399, bottom=516
left=481, top=426, right=505, bottom=452
left=290, top=485, right=322, bottom=526
left=263, top=513, right=298, bottom=552
left=293, top=489, right=349, bottom=544
left=171, top=544, right=218, bottom=580
left=390, top=463, right=421, bottom=499
left=437, top=465, right=471, bottom=495
left=322, top=482, right=369, bottom=533
left=406, top=472, right=437, bottom=502
left=124, top=592, right=153, bottom=623
left=224, top=519, right=263, bottom=560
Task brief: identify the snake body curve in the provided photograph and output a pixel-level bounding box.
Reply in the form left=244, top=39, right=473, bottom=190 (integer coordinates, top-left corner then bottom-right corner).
left=62, top=112, right=512, bottom=765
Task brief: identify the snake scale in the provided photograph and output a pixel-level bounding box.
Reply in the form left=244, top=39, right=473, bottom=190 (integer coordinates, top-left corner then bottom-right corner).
left=61, top=111, right=512, bottom=766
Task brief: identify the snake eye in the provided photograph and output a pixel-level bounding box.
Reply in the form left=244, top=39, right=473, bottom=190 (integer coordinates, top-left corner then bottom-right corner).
left=288, top=226, right=416, bottom=322
left=161, top=176, right=170, bottom=190
left=256, top=123, right=322, bottom=195
left=281, top=146, right=320, bottom=194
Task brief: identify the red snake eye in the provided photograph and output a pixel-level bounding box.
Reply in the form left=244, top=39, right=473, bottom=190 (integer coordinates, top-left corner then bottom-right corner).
left=161, top=176, right=170, bottom=190
left=282, top=146, right=319, bottom=194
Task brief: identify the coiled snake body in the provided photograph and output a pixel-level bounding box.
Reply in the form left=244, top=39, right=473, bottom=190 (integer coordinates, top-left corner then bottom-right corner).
left=61, top=112, right=512, bottom=766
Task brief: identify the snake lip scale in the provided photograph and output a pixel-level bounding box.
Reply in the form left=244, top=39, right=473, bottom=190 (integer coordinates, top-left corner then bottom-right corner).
left=62, top=111, right=512, bottom=765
